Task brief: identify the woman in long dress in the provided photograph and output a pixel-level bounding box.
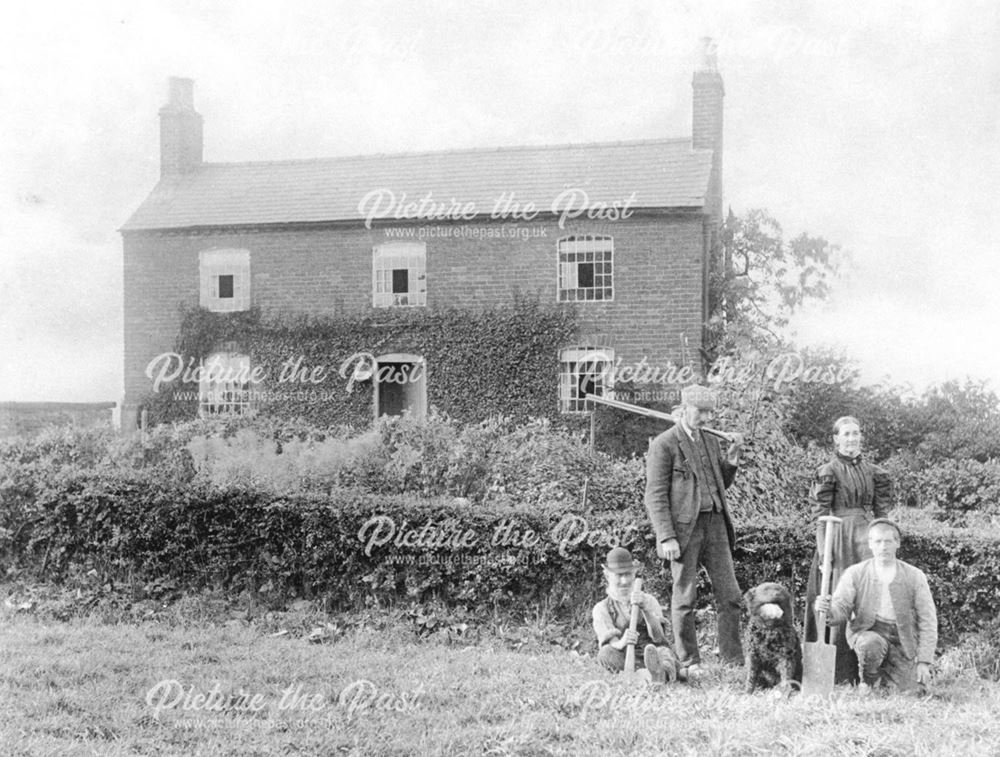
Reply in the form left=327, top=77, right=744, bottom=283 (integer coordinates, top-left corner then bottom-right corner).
left=803, top=416, right=893, bottom=684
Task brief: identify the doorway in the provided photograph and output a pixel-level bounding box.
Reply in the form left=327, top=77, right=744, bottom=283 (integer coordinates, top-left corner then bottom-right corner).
left=373, top=353, right=427, bottom=419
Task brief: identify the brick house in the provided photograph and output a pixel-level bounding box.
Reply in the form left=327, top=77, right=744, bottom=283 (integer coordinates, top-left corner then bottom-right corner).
left=120, top=43, right=725, bottom=431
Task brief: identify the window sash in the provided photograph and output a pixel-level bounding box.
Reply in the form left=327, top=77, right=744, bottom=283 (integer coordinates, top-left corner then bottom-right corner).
left=200, top=250, right=251, bottom=312
left=198, top=352, right=253, bottom=417
left=559, top=347, right=614, bottom=413
left=557, top=236, right=613, bottom=302
left=373, top=243, right=426, bottom=307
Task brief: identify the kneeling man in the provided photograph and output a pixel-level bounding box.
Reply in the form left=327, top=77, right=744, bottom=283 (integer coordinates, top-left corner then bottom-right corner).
left=814, top=519, right=937, bottom=693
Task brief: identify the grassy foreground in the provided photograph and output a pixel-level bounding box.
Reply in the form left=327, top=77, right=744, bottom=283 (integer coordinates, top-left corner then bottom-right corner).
left=1, top=611, right=999, bottom=757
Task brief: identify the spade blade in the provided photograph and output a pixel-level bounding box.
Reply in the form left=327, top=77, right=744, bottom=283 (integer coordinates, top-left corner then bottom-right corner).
left=800, top=638, right=838, bottom=697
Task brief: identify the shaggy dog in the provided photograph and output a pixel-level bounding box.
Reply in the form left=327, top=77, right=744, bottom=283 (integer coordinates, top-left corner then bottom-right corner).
left=743, top=582, right=803, bottom=694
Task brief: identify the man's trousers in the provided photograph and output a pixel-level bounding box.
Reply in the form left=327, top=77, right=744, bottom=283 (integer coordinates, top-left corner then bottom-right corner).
left=669, top=510, right=744, bottom=666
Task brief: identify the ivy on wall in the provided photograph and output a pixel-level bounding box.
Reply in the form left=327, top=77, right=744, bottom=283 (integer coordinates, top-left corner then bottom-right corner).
left=142, top=296, right=579, bottom=428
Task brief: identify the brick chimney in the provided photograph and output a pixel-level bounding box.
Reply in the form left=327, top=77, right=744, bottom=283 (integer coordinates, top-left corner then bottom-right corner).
left=159, top=77, right=203, bottom=178
left=692, top=38, right=724, bottom=227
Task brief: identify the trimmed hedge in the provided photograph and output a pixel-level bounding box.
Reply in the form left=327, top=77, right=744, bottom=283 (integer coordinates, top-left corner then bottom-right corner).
left=6, top=471, right=997, bottom=636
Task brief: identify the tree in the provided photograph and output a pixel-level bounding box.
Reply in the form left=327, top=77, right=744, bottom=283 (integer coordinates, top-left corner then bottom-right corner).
left=698, top=206, right=1000, bottom=533
left=705, top=209, right=845, bottom=362
left=914, top=380, right=1000, bottom=462
left=783, top=370, right=928, bottom=462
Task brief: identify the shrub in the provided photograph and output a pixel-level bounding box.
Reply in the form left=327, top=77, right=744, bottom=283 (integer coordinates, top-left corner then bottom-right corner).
left=881, top=451, right=924, bottom=509
left=883, top=455, right=1000, bottom=526
left=707, top=382, right=826, bottom=522
left=4, top=466, right=998, bottom=635
left=185, top=426, right=382, bottom=493
left=915, top=380, right=1000, bottom=463
left=481, top=417, right=643, bottom=511
left=783, top=376, right=1000, bottom=464
left=176, top=411, right=646, bottom=510
left=4, top=415, right=999, bottom=635
left=4, top=405, right=827, bottom=524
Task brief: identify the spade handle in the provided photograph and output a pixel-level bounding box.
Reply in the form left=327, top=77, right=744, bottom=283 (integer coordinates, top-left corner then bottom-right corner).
left=816, top=515, right=843, bottom=634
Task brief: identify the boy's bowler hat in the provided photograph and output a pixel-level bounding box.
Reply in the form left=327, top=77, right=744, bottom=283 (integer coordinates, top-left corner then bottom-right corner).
left=604, top=547, right=640, bottom=574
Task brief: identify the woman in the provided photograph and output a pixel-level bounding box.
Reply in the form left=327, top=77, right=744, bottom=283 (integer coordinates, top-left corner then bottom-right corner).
left=803, top=416, right=893, bottom=685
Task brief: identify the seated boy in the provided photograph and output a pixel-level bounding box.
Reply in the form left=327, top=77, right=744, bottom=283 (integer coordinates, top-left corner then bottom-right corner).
left=592, top=546, right=678, bottom=683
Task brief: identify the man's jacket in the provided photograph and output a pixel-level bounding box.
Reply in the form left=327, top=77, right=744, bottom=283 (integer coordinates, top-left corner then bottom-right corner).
left=827, top=558, right=938, bottom=664
left=644, top=424, right=737, bottom=551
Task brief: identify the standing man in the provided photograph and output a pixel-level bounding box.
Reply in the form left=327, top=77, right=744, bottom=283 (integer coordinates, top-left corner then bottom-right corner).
left=644, top=384, right=745, bottom=677
left=814, top=519, right=937, bottom=694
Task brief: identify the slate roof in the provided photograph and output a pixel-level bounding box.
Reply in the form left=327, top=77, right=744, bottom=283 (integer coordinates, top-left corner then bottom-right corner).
left=121, top=138, right=712, bottom=231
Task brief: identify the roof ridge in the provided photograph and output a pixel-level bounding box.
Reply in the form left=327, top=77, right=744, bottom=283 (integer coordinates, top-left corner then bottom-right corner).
left=202, top=137, right=698, bottom=168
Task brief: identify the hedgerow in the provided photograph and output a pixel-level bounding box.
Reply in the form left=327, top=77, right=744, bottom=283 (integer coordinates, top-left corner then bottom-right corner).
left=2, top=416, right=998, bottom=636
left=1, top=466, right=997, bottom=636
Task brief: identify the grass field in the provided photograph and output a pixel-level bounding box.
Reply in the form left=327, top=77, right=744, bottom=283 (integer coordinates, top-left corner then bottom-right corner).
left=2, top=602, right=999, bottom=757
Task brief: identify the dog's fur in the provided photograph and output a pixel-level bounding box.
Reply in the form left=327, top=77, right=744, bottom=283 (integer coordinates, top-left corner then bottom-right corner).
left=743, top=582, right=803, bottom=694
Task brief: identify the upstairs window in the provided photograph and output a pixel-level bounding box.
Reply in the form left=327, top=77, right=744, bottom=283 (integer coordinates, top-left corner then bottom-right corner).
left=373, top=242, right=426, bottom=307
left=558, top=236, right=613, bottom=302
left=198, top=345, right=253, bottom=418
left=200, top=249, right=250, bottom=312
left=559, top=347, right=614, bottom=413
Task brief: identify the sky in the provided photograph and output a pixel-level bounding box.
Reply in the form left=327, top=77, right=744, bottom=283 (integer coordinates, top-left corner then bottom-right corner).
left=1, top=0, right=998, bottom=402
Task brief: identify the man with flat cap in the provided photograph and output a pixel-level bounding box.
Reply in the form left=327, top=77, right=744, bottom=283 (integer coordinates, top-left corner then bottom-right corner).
left=645, top=384, right=745, bottom=677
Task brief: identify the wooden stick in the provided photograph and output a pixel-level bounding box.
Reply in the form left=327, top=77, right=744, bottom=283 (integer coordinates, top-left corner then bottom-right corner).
left=585, top=393, right=739, bottom=442
left=816, top=515, right=843, bottom=640
left=623, top=577, right=643, bottom=676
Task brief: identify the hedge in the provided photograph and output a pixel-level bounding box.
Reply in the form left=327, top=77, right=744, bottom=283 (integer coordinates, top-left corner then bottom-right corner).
left=5, top=471, right=997, bottom=637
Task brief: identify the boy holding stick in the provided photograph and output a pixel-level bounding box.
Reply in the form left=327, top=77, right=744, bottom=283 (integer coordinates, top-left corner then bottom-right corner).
left=592, top=547, right=678, bottom=683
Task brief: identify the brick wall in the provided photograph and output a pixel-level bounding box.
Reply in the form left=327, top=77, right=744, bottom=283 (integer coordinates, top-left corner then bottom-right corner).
left=121, top=212, right=707, bottom=428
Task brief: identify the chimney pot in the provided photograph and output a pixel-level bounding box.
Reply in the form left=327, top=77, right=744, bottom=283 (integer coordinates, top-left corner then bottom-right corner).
left=697, top=37, right=718, bottom=72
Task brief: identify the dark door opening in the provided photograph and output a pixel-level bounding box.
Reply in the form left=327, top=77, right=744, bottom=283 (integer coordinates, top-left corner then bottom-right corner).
left=374, top=354, right=426, bottom=419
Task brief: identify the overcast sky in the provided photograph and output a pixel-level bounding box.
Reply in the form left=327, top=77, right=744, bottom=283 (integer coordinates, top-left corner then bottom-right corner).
left=1, top=0, right=997, bottom=402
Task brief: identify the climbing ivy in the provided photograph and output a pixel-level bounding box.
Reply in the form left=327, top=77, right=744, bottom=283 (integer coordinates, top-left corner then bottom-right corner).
left=142, top=296, right=579, bottom=428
